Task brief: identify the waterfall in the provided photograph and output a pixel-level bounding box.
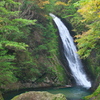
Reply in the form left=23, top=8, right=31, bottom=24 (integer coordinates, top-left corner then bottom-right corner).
left=49, top=13, right=91, bottom=89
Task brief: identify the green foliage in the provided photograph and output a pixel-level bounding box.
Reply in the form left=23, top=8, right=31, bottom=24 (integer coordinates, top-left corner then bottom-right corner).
left=32, top=19, right=66, bottom=84
left=0, top=92, right=4, bottom=100
left=42, top=22, right=66, bottom=83
left=0, top=0, right=38, bottom=87
left=1, top=0, right=95, bottom=89
left=62, top=0, right=88, bottom=34
left=33, top=21, right=58, bottom=54
left=74, top=0, right=100, bottom=58
left=0, top=46, right=17, bottom=86
left=87, top=45, right=100, bottom=78
left=84, top=85, right=100, bottom=100
left=0, top=0, right=36, bottom=41
left=0, top=40, right=34, bottom=86
left=1, top=41, right=28, bottom=51
left=42, top=0, right=56, bottom=13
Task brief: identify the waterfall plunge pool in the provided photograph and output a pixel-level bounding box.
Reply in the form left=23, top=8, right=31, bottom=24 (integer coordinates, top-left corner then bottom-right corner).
left=3, top=86, right=91, bottom=100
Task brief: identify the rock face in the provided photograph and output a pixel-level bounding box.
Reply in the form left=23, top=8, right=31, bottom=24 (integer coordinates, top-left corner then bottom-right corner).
left=12, top=91, right=66, bottom=100
left=11, top=91, right=67, bottom=100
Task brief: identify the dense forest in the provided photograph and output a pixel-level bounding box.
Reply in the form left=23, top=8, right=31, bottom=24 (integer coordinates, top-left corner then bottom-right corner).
left=0, top=0, right=100, bottom=99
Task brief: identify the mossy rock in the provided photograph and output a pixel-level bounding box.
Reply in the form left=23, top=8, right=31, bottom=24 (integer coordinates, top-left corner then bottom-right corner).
left=0, top=92, right=4, bottom=100
left=84, top=85, right=100, bottom=100
left=11, top=91, right=67, bottom=100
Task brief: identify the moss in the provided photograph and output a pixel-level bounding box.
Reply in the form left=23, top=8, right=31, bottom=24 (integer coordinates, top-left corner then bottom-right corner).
left=84, top=85, right=100, bottom=100
left=11, top=91, right=67, bottom=100
left=0, top=92, right=4, bottom=100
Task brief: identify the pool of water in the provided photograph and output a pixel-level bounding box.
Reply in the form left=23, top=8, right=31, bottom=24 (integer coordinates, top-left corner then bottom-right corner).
left=47, top=87, right=91, bottom=100
left=3, top=86, right=91, bottom=100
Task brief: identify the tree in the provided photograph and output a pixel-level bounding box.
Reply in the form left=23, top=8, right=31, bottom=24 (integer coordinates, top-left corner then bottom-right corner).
left=0, top=45, right=17, bottom=85
left=0, top=0, right=36, bottom=87
left=74, top=0, right=100, bottom=58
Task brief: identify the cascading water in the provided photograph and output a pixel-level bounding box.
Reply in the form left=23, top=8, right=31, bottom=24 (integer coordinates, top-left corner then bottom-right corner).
left=49, top=13, right=91, bottom=89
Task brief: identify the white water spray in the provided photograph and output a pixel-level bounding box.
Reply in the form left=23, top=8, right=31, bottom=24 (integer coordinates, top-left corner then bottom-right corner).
left=49, top=13, right=91, bottom=89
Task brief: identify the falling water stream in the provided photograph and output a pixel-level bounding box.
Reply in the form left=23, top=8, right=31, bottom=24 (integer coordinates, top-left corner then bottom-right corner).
left=49, top=13, right=91, bottom=89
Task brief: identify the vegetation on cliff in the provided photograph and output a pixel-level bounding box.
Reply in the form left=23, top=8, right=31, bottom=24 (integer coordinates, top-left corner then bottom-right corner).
left=0, top=0, right=36, bottom=88
left=73, top=0, right=100, bottom=89
left=74, top=0, right=100, bottom=59
left=84, top=85, right=100, bottom=100
left=0, top=0, right=70, bottom=90
left=0, top=1, right=100, bottom=98
left=0, top=92, right=4, bottom=100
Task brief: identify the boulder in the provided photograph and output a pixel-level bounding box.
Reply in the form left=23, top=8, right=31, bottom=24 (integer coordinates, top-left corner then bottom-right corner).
left=11, top=91, right=67, bottom=100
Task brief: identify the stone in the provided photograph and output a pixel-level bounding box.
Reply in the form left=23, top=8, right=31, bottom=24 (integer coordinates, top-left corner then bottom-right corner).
left=11, top=91, right=67, bottom=100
